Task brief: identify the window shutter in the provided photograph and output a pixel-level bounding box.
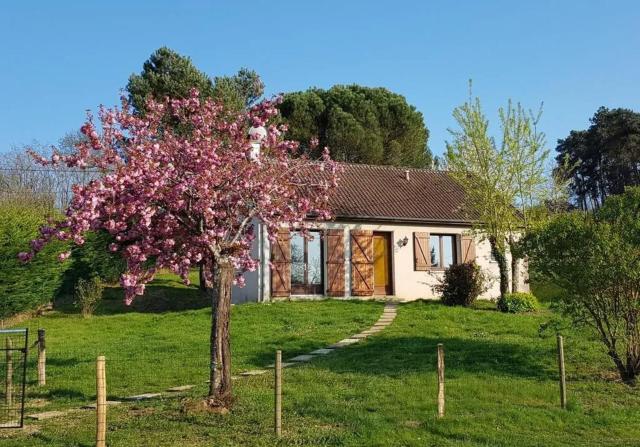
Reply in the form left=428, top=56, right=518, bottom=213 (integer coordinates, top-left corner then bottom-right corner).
left=414, top=232, right=430, bottom=271
left=326, top=229, right=345, bottom=297
left=461, top=235, right=476, bottom=263
left=271, top=229, right=291, bottom=297
left=350, top=230, right=374, bottom=296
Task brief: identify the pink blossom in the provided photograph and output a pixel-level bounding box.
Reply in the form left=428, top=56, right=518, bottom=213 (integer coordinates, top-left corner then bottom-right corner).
left=18, top=252, right=33, bottom=263
left=19, top=89, right=339, bottom=305
left=57, top=251, right=71, bottom=262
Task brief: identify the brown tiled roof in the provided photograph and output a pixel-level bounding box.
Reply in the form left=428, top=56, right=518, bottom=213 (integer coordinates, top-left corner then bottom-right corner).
left=328, top=163, right=476, bottom=224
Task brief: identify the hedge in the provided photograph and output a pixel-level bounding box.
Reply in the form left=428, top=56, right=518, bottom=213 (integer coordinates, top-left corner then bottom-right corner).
left=0, top=201, right=70, bottom=318
left=62, top=230, right=125, bottom=290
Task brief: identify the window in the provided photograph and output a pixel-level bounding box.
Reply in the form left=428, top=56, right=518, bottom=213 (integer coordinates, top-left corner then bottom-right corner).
left=430, top=234, right=456, bottom=269
left=290, top=231, right=323, bottom=295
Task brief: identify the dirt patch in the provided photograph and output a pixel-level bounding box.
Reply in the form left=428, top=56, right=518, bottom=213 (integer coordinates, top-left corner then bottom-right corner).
left=403, top=420, right=422, bottom=429
left=25, top=398, right=50, bottom=409
left=128, top=406, right=158, bottom=417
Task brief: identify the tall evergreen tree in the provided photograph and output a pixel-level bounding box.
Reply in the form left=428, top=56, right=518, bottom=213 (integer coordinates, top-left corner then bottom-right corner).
left=279, top=85, right=433, bottom=168
left=127, top=47, right=263, bottom=115
left=555, top=107, right=640, bottom=209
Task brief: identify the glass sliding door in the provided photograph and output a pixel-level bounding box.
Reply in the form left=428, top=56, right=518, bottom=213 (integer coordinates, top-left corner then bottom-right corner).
left=290, top=231, right=324, bottom=295
left=291, top=232, right=306, bottom=288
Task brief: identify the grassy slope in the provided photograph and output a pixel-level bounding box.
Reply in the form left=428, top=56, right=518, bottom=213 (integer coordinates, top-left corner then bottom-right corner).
left=10, top=274, right=381, bottom=402
left=2, top=284, right=640, bottom=446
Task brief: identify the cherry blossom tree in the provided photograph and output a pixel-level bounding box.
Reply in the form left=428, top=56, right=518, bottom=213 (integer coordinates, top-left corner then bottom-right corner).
left=19, top=89, right=339, bottom=408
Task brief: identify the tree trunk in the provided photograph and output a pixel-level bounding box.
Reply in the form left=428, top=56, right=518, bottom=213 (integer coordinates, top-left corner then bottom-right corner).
left=511, top=255, right=519, bottom=293
left=509, top=236, right=519, bottom=294
left=489, top=237, right=509, bottom=299
left=608, top=348, right=637, bottom=385
left=207, top=258, right=234, bottom=408
left=199, top=263, right=213, bottom=291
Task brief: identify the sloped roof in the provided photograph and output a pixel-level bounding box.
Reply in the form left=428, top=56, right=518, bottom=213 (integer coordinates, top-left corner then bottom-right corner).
left=329, top=163, right=476, bottom=224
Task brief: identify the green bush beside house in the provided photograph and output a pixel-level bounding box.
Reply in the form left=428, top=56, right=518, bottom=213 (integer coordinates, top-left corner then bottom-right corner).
left=435, top=262, right=487, bottom=307
left=497, top=292, right=539, bottom=313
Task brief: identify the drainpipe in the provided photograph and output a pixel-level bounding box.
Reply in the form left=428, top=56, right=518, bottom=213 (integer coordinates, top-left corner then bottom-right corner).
left=256, top=222, right=263, bottom=302
left=260, top=223, right=270, bottom=302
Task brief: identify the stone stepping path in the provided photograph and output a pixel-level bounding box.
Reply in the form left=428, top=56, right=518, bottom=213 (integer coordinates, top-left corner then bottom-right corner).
left=289, top=354, right=315, bottom=362
left=265, top=361, right=296, bottom=368
left=246, top=302, right=398, bottom=373
left=239, top=369, right=269, bottom=377
left=27, top=303, right=398, bottom=421
left=80, top=401, right=122, bottom=410
left=166, top=385, right=194, bottom=392
left=124, top=393, right=163, bottom=401
left=310, top=348, right=334, bottom=355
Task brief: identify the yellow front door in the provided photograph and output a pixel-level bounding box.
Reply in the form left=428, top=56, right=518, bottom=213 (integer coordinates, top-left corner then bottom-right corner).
left=373, top=232, right=392, bottom=295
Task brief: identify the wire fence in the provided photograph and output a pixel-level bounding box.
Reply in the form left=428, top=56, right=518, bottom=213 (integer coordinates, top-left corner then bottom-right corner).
left=0, top=329, right=28, bottom=428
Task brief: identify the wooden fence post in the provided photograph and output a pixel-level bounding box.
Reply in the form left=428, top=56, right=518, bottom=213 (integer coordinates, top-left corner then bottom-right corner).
left=96, top=356, right=107, bottom=447
left=437, top=343, right=445, bottom=418
left=37, top=329, right=46, bottom=386
left=5, top=338, right=13, bottom=407
left=557, top=335, right=567, bottom=409
left=275, top=350, right=282, bottom=438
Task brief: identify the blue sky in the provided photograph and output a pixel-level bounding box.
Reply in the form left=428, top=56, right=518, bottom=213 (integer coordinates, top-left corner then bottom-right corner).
left=1, top=1, right=639, bottom=159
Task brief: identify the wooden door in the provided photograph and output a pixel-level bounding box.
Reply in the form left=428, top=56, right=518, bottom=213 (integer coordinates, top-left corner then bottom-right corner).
left=373, top=232, right=393, bottom=295
left=271, top=229, right=291, bottom=297
left=350, top=230, right=374, bottom=296
left=326, top=229, right=345, bottom=297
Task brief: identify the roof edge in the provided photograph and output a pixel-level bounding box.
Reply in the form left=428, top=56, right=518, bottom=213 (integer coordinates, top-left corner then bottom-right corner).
left=334, top=215, right=475, bottom=226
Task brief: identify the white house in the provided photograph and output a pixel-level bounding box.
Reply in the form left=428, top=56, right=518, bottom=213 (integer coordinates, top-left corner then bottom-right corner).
left=232, top=163, right=528, bottom=303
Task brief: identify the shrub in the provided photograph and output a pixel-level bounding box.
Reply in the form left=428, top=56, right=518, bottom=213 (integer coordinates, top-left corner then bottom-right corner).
left=74, top=277, right=104, bottom=317
left=0, top=200, right=70, bottom=318
left=497, top=292, right=539, bottom=313
left=435, top=262, right=487, bottom=307
left=523, top=186, right=640, bottom=384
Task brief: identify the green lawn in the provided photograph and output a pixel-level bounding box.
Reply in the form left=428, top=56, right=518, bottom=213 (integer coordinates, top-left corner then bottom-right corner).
left=2, top=278, right=639, bottom=446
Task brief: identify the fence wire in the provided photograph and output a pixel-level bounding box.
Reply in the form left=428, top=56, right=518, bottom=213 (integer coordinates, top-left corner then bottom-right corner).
left=0, top=329, right=28, bottom=428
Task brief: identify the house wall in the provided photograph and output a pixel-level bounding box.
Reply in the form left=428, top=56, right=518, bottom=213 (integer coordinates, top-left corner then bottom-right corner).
left=318, top=220, right=527, bottom=301
left=231, top=220, right=264, bottom=304
left=234, top=221, right=529, bottom=303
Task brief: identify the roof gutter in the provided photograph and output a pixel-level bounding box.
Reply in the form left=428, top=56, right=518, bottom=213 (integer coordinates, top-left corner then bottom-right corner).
left=333, top=214, right=476, bottom=226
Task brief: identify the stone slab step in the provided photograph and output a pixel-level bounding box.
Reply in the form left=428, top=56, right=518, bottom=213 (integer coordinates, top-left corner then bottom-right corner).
left=266, top=362, right=296, bottom=368
left=124, top=393, right=162, bottom=401
left=289, top=354, right=316, bottom=362
left=310, top=348, right=334, bottom=355
left=166, top=385, right=194, bottom=392
left=329, top=338, right=360, bottom=348
left=239, top=369, right=268, bottom=376
left=81, top=401, right=122, bottom=410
